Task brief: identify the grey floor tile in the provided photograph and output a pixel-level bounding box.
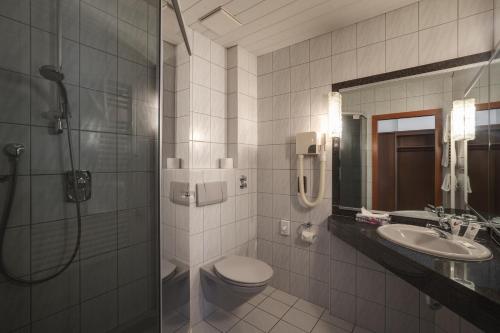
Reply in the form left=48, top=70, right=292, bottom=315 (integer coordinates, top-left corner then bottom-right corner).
left=258, top=297, right=290, bottom=318
left=192, top=321, right=221, bottom=333
left=353, top=327, right=374, bottom=333
left=162, top=311, right=188, bottom=333
left=244, top=308, right=279, bottom=332
left=320, top=312, right=354, bottom=332
left=270, top=290, right=298, bottom=306
left=293, top=299, right=324, bottom=318
left=231, top=303, right=255, bottom=319
left=282, top=308, right=319, bottom=332
left=262, top=286, right=276, bottom=296
left=248, top=293, right=267, bottom=306
left=270, top=321, right=306, bottom=333
left=312, top=320, right=349, bottom=333
left=229, top=320, right=264, bottom=333
left=206, top=309, right=240, bottom=332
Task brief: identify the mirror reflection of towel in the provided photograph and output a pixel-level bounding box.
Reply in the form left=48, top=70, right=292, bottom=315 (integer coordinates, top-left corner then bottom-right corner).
left=441, top=142, right=449, bottom=167
left=458, top=173, right=472, bottom=194
left=441, top=173, right=451, bottom=192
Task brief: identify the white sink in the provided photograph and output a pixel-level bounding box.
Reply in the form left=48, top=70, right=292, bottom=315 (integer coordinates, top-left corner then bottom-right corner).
left=377, top=224, right=492, bottom=261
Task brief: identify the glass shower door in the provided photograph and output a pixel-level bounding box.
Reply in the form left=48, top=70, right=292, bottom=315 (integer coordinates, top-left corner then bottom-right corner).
left=0, top=0, right=161, bottom=332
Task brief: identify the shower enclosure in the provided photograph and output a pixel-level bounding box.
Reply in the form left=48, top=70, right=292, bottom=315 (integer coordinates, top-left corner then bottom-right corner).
left=0, top=0, right=161, bottom=332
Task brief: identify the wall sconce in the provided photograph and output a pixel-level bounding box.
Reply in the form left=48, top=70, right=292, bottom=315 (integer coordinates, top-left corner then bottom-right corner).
left=451, top=98, right=476, bottom=141
left=328, top=91, right=342, bottom=138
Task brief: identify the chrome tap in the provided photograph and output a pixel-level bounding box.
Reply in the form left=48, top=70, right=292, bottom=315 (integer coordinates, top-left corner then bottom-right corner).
left=426, top=223, right=452, bottom=239
left=425, top=204, right=445, bottom=217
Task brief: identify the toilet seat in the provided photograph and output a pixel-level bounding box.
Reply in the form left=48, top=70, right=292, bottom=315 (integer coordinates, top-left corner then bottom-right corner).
left=214, top=255, right=273, bottom=287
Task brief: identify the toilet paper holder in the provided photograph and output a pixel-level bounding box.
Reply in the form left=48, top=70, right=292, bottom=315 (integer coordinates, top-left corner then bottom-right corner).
left=298, top=222, right=318, bottom=244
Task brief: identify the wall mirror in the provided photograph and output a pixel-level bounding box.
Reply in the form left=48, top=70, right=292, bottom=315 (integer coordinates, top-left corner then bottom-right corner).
left=333, top=52, right=500, bottom=227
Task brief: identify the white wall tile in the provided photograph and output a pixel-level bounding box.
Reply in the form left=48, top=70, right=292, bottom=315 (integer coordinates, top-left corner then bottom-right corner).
left=211, top=116, right=226, bottom=143
left=459, top=0, right=493, bottom=18
left=310, top=86, right=329, bottom=115
left=290, top=64, right=310, bottom=92
left=273, top=47, right=290, bottom=71
left=273, top=94, right=291, bottom=120
left=386, top=3, right=418, bottom=39
left=192, top=84, right=210, bottom=115
left=496, top=8, right=500, bottom=45
left=238, top=46, right=249, bottom=71
left=203, top=228, right=221, bottom=260
left=221, top=223, right=236, bottom=253
left=258, top=97, right=273, bottom=122
left=290, top=40, right=310, bottom=66
left=211, top=41, right=226, bottom=68
left=419, top=0, right=458, bottom=29
left=258, top=53, right=273, bottom=75
left=193, top=113, right=211, bottom=142
left=273, top=69, right=291, bottom=95
left=357, top=15, right=386, bottom=47
left=419, top=21, right=458, bottom=64
left=291, top=91, right=310, bottom=118
left=332, top=50, right=357, bottom=83
left=258, top=73, right=273, bottom=98
left=357, top=42, right=386, bottom=78
left=310, top=33, right=332, bottom=60
left=193, top=56, right=210, bottom=87
left=193, top=31, right=211, bottom=61
left=193, top=141, right=211, bottom=168
left=211, top=90, right=226, bottom=118
left=211, top=64, right=225, bottom=93
left=332, top=24, right=357, bottom=55
left=273, top=119, right=290, bottom=144
left=310, top=57, right=332, bottom=88
left=458, top=11, right=493, bottom=56
left=386, top=32, right=419, bottom=72
left=227, top=46, right=237, bottom=69
left=248, top=54, right=258, bottom=75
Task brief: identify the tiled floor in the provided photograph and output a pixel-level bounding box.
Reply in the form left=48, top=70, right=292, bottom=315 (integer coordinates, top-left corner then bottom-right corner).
left=191, top=286, right=370, bottom=333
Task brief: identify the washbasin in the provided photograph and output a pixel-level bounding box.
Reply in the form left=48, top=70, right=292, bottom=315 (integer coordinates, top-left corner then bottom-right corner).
left=377, top=224, right=492, bottom=261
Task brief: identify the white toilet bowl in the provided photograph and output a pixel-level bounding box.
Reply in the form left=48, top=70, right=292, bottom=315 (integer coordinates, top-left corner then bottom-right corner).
left=201, top=255, right=273, bottom=307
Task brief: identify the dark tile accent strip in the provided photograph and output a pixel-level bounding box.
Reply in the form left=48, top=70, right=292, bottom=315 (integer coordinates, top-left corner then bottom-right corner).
left=331, top=52, right=492, bottom=92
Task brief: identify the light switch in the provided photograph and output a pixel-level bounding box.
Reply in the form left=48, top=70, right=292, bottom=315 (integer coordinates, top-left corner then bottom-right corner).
left=280, top=219, right=290, bottom=236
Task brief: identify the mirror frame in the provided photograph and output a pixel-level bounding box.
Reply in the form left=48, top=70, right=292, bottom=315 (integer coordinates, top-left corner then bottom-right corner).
left=331, top=51, right=492, bottom=216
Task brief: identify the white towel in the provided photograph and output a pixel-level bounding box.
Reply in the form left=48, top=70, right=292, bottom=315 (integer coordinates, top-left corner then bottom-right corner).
left=360, top=207, right=389, bottom=219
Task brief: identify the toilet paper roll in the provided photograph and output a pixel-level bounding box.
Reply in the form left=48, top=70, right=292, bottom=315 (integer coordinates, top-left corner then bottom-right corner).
left=301, top=229, right=317, bottom=244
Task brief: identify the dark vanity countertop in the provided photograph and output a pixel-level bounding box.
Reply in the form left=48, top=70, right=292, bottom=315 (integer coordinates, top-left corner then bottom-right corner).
left=328, top=215, right=500, bottom=333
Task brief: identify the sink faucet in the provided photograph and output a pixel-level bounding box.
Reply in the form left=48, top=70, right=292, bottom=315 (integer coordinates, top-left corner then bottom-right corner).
left=426, top=222, right=452, bottom=239
left=425, top=204, right=445, bottom=217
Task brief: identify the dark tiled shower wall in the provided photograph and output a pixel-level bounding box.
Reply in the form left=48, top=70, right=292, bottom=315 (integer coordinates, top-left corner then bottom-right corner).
left=0, top=0, right=160, bottom=332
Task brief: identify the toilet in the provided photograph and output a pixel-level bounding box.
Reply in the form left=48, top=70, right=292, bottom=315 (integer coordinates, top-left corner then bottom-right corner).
left=201, top=255, right=273, bottom=307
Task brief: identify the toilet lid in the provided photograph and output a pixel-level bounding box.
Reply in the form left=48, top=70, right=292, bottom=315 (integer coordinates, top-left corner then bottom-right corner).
left=214, top=256, right=273, bottom=285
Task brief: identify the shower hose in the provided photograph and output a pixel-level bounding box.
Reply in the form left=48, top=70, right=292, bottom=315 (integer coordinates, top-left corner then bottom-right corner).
left=0, top=110, right=82, bottom=285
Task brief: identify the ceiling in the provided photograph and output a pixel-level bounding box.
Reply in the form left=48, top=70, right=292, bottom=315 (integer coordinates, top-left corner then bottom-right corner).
left=162, top=0, right=416, bottom=55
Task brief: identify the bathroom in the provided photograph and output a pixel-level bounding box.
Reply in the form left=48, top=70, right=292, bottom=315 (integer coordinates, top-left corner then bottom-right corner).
left=0, top=0, right=499, bottom=332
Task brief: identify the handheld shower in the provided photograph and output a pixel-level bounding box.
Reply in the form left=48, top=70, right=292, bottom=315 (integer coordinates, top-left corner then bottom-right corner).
left=0, top=65, right=84, bottom=285
left=39, top=65, right=69, bottom=121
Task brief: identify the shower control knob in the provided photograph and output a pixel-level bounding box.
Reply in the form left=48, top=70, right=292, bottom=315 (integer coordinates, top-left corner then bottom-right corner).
left=4, top=143, right=25, bottom=158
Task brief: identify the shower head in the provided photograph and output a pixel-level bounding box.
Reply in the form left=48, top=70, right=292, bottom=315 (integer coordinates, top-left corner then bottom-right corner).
left=4, top=143, right=25, bottom=158
left=39, top=65, right=64, bottom=82
left=38, top=65, right=69, bottom=120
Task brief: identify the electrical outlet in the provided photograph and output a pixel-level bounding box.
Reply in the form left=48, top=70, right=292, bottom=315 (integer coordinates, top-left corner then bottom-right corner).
left=280, top=219, right=290, bottom=236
